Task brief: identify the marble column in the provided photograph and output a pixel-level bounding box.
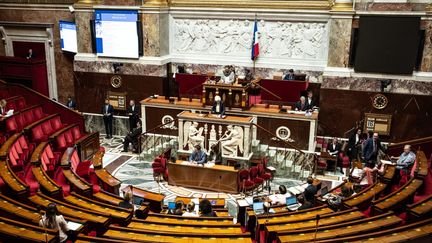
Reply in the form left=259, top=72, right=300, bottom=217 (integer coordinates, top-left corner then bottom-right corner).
left=327, top=11, right=354, bottom=68
left=420, top=9, right=432, bottom=72
left=74, top=3, right=95, bottom=54
left=141, top=10, right=169, bottom=57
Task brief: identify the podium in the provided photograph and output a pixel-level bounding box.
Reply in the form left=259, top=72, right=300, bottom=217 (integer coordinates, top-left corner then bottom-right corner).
left=177, top=111, right=255, bottom=160
left=202, top=81, right=252, bottom=110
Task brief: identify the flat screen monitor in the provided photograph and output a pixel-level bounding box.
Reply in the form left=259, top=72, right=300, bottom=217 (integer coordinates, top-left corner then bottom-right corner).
left=94, top=10, right=139, bottom=58
left=286, top=196, right=297, bottom=206
left=59, top=21, right=78, bottom=53
left=252, top=202, right=264, bottom=213
left=354, top=16, right=421, bottom=75
left=168, top=202, right=176, bottom=210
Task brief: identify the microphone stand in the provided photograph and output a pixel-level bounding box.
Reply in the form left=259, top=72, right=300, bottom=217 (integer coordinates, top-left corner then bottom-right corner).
left=37, top=206, right=49, bottom=243
left=314, top=214, right=320, bottom=243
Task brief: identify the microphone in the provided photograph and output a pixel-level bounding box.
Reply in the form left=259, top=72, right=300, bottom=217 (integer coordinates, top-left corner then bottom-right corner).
left=314, top=214, right=320, bottom=242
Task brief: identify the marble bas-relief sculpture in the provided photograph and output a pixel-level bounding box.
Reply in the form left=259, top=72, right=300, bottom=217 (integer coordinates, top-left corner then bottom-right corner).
left=172, top=19, right=328, bottom=60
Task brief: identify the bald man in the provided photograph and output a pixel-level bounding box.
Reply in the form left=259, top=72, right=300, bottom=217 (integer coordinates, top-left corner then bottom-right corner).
left=391, top=144, right=416, bottom=174
left=294, top=96, right=307, bottom=111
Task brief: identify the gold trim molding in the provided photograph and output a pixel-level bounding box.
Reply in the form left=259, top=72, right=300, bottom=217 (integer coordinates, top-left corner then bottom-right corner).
left=426, top=3, right=432, bottom=13
left=166, top=0, right=332, bottom=10
left=144, top=0, right=169, bottom=7
left=75, top=0, right=103, bottom=5
left=331, top=2, right=353, bottom=11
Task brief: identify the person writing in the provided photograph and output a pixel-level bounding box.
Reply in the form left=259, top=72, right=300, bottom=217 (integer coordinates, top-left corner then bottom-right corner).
left=39, top=203, right=69, bottom=243
left=189, top=145, right=207, bottom=164
left=294, top=96, right=307, bottom=111
left=211, top=95, right=225, bottom=117
left=208, top=144, right=222, bottom=164
left=122, top=121, right=142, bottom=153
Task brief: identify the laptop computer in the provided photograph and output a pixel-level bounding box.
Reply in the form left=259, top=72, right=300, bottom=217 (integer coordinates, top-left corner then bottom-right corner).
left=286, top=196, right=301, bottom=211
left=252, top=202, right=264, bottom=215
left=168, top=201, right=176, bottom=210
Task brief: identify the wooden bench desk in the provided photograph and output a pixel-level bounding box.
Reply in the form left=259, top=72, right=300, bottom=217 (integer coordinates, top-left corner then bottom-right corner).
left=0, top=216, right=58, bottom=242
left=380, top=164, right=396, bottom=183
left=93, top=190, right=124, bottom=206
left=137, top=215, right=235, bottom=226
left=62, top=167, right=92, bottom=196
left=32, top=166, right=62, bottom=196
left=123, top=186, right=164, bottom=213
left=175, top=196, right=226, bottom=208
left=104, top=225, right=251, bottom=243
left=342, top=182, right=387, bottom=210
left=94, top=168, right=121, bottom=195
left=29, top=193, right=111, bottom=231
left=372, top=178, right=423, bottom=215
left=407, top=194, right=432, bottom=221
left=415, top=151, right=429, bottom=179
left=64, top=192, right=132, bottom=225
left=0, top=160, right=28, bottom=197
left=277, top=213, right=402, bottom=243
left=127, top=221, right=243, bottom=234
left=168, top=160, right=239, bottom=194
left=0, top=133, right=20, bottom=159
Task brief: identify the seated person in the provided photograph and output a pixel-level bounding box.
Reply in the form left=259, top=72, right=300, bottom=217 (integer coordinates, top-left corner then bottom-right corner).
left=268, top=185, right=290, bottom=205
left=211, top=95, right=225, bottom=116
left=39, top=203, right=69, bottom=243
left=170, top=201, right=184, bottom=216
left=199, top=199, right=217, bottom=217
left=219, top=65, right=235, bottom=84
left=118, top=191, right=134, bottom=210
left=182, top=201, right=198, bottom=217
left=283, top=69, right=295, bottom=80
left=189, top=144, right=207, bottom=164
left=208, top=144, right=222, bottom=165
left=303, top=177, right=317, bottom=203
left=0, top=99, right=7, bottom=115
left=351, top=163, right=376, bottom=187
left=122, top=121, right=143, bottom=153
left=327, top=184, right=354, bottom=211
left=297, top=195, right=313, bottom=210
left=391, top=144, right=416, bottom=175
left=294, top=96, right=308, bottom=111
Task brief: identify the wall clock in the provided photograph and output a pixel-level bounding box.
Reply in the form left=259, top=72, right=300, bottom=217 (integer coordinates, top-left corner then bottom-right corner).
left=110, top=75, right=122, bottom=88
left=372, top=93, right=388, bottom=110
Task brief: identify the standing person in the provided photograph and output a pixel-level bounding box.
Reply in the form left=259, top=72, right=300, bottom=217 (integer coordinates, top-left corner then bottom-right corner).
left=39, top=203, right=69, bottom=243
left=102, top=99, right=114, bottom=139
left=348, top=128, right=362, bottom=161
left=122, top=121, right=142, bottom=153
left=26, top=48, right=35, bottom=59
left=127, top=100, right=139, bottom=131
left=305, top=90, right=316, bottom=110
left=362, top=132, right=382, bottom=167
left=66, top=96, right=76, bottom=110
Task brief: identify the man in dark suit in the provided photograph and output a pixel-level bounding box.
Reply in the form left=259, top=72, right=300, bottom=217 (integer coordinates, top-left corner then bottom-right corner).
left=283, top=69, right=295, bottom=80
left=294, top=96, right=307, bottom=111
left=306, top=90, right=317, bottom=110
left=66, top=96, right=76, bottom=110
left=362, top=132, right=382, bottom=167
left=102, top=99, right=114, bottom=139
left=208, top=144, right=222, bottom=165
left=26, top=49, right=35, bottom=59
left=348, top=128, right=362, bottom=161
left=303, top=177, right=317, bottom=203
left=122, top=120, right=142, bottom=153
left=211, top=95, right=225, bottom=117
left=127, top=100, right=140, bottom=131
left=327, top=137, right=342, bottom=173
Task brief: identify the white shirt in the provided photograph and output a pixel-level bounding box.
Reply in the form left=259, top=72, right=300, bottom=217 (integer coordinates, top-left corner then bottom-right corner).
left=269, top=193, right=291, bottom=205
left=39, top=215, right=69, bottom=242
left=182, top=211, right=198, bottom=217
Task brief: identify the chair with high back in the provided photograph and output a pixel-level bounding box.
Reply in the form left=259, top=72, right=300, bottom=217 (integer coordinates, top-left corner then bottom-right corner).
left=250, top=167, right=264, bottom=193
left=238, top=169, right=255, bottom=195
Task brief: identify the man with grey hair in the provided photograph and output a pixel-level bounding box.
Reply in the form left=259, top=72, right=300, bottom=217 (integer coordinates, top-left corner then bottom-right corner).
left=391, top=144, right=416, bottom=174
left=294, top=96, right=307, bottom=111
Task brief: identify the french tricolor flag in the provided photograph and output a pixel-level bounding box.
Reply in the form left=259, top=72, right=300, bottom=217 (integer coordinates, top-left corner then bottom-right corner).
left=251, top=18, right=259, bottom=61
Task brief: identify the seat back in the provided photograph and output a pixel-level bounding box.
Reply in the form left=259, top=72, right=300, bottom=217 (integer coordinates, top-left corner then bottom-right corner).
left=33, top=106, right=44, bottom=120
left=250, top=167, right=259, bottom=179
left=51, top=116, right=62, bottom=130
left=71, top=126, right=81, bottom=140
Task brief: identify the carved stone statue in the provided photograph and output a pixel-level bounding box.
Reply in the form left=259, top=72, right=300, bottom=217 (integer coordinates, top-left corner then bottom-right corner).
left=220, top=125, right=244, bottom=157
left=183, top=121, right=204, bottom=151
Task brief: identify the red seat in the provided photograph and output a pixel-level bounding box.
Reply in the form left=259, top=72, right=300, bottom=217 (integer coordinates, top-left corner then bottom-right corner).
left=56, top=134, right=67, bottom=150
left=16, top=97, right=26, bottom=110
left=75, top=160, right=92, bottom=178
left=5, top=117, right=18, bottom=133
left=250, top=167, right=264, bottom=192
left=51, top=116, right=63, bottom=131
left=23, top=110, right=35, bottom=126
left=32, top=106, right=45, bottom=120
left=41, top=121, right=53, bottom=136
left=53, top=167, right=70, bottom=197
left=71, top=126, right=82, bottom=140
left=238, top=169, right=255, bottom=194
left=32, top=125, right=46, bottom=142
left=23, top=164, right=39, bottom=195
left=64, top=130, right=74, bottom=146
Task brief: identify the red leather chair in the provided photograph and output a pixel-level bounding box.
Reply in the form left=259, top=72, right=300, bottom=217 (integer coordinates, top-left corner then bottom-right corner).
left=23, top=164, right=39, bottom=195
left=56, top=134, right=67, bottom=150
left=45, top=145, right=60, bottom=167
left=23, top=110, right=35, bottom=126
left=5, top=117, right=18, bottom=133
left=32, top=106, right=45, bottom=120
left=54, top=167, right=70, bottom=197
left=16, top=97, right=26, bottom=110
left=152, top=162, right=165, bottom=182
left=238, top=169, right=255, bottom=195
left=250, top=167, right=264, bottom=192
left=32, top=125, right=46, bottom=142
left=64, top=130, right=74, bottom=147
left=258, top=163, right=272, bottom=189
left=50, top=116, right=63, bottom=131
left=41, top=121, right=53, bottom=136
left=316, top=159, right=327, bottom=175
left=71, top=126, right=82, bottom=140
